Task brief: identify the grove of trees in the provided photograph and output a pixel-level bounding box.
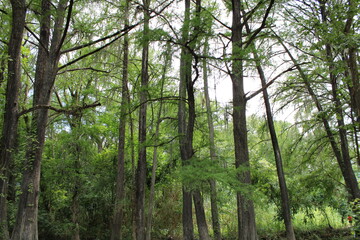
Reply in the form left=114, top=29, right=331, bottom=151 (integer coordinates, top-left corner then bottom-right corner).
left=0, top=0, right=359, bottom=239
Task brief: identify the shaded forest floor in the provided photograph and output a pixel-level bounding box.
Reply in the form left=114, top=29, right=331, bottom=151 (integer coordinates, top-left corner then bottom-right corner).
left=259, top=227, right=354, bottom=240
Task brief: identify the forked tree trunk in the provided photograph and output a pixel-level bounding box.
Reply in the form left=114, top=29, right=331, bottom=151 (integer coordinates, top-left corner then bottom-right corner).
left=0, top=0, right=26, bottom=239
left=11, top=0, right=71, bottom=239
left=111, top=0, right=130, bottom=239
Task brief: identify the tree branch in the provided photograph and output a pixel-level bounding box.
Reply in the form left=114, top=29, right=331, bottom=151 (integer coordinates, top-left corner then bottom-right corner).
left=245, top=63, right=308, bottom=101
left=18, top=101, right=101, bottom=117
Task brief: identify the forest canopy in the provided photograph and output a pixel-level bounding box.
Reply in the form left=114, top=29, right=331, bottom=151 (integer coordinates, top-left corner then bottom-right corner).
left=0, top=0, right=359, bottom=239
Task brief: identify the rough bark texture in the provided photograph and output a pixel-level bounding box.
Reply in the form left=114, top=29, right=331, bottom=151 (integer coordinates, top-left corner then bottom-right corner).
left=231, top=0, right=257, bottom=239
left=111, top=0, right=130, bottom=239
left=135, top=0, right=150, bottom=239
left=0, top=1, right=26, bottom=239
left=11, top=1, right=70, bottom=239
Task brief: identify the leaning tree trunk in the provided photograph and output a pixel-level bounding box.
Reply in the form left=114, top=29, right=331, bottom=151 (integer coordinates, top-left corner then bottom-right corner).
left=253, top=51, right=296, bottom=240
left=276, top=33, right=360, bottom=201
left=134, top=0, right=150, bottom=239
left=11, top=0, right=71, bottom=239
left=231, top=0, right=257, bottom=239
left=111, top=0, right=130, bottom=239
left=0, top=0, right=26, bottom=239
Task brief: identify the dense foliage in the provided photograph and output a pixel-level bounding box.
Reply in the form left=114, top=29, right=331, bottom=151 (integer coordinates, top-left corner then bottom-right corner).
left=0, top=0, right=359, bottom=239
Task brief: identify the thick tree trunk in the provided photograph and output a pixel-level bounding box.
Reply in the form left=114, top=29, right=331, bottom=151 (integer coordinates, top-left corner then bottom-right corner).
left=0, top=1, right=26, bottom=239
left=135, top=0, right=150, bottom=239
left=231, top=1, right=257, bottom=239
left=11, top=1, right=70, bottom=239
left=111, top=0, right=130, bottom=239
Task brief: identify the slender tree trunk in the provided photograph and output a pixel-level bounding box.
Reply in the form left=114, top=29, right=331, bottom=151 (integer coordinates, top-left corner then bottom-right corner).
left=111, top=0, right=130, bottom=239
left=253, top=52, right=296, bottom=240
left=202, top=42, right=221, bottom=240
left=231, top=1, right=257, bottom=239
left=135, top=0, right=150, bottom=239
left=11, top=1, right=71, bottom=239
left=178, top=0, right=194, bottom=239
left=0, top=1, right=26, bottom=239
left=319, top=0, right=360, bottom=200
left=344, top=0, right=360, bottom=121
left=72, top=142, right=81, bottom=240
left=145, top=43, right=171, bottom=240
left=277, top=33, right=360, bottom=200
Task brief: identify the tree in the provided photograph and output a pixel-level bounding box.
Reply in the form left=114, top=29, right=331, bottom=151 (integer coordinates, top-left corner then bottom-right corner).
left=111, top=0, right=130, bottom=239
left=230, top=0, right=274, bottom=238
left=134, top=0, right=150, bottom=238
left=11, top=0, right=73, bottom=238
left=0, top=0, right=26, bottom=239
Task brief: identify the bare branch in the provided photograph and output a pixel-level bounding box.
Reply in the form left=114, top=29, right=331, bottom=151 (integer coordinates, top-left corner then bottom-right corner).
left=57, top=67, right=109, bottom=75
left=245, top=63, right=309, bottom=101
left=18, top=101, right=101, bottom=117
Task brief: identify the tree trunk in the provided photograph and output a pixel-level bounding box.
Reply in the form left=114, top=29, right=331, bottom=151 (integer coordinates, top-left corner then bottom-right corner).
left=111, top=0, right=130, bottom=239
left=145, top=43, right=171, bottom=240
left=135, top=0, right=150, bottom=239
left=193, top=191, right=211, bottom=240
left=202, top=42, right=221, bottom=240
left=231, top=0, right=257, bottom=239
left=319, top=1, right=360, bottom=200
left=254, top=52, right=296, bottom=240
left=277, top=33, right=360, bottom=200
left=0, top=0, right=26, bottom=239
left=11, top=1, right=71, bottom=239
left=178, top=0, right=194, bottom=239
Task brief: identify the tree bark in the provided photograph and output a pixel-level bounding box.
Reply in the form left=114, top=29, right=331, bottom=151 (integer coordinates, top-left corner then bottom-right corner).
left=135, top=0, right=150, bottom=239
left=253, top=50, right=296, bottom=240
left=0, top=0, right=26, bottom=239
left=231, top=0, right=257, bottom=239
left=111, top=0, right=130, bottom=239
left=11, top=0, right=71, bottom=239
left=178, top=0, right=194, bottom=239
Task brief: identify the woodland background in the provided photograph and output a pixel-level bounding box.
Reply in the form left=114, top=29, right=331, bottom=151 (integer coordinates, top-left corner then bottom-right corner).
left=0, top=0, right=360, bottom=239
